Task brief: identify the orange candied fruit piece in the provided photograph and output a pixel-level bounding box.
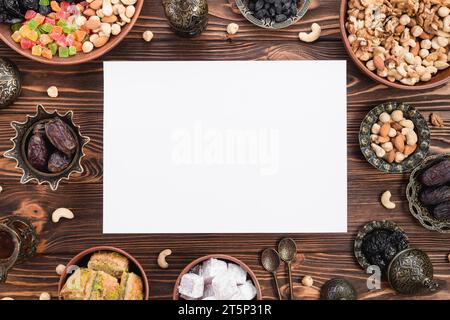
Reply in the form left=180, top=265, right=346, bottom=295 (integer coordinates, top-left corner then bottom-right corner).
left=74, top=30, right=87, bottom=42
left=41, top=47, right=53, bottom=59
left=47, top=12, right=57, bottom=19
left=50, top=1, right=61, bottom=12
left=39, top=34, right=53, bottom=45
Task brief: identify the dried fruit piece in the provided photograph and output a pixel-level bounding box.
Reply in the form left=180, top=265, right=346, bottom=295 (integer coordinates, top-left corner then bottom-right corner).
left=420, top=185, right=450, bottom=206
left=433, top=201, right=450, bottom=220
left=48, top=151, right=71, bottom=173
left=45, top=118, right=77, bottom=155
left=421, top=160, right=450, bottom=187
left=27, top=133, right=48, bottom=171
left=430, top=113, right=444, bottom=127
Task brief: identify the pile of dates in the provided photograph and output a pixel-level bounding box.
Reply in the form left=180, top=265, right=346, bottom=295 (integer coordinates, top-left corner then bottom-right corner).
left=0, top=0, right=80, bottom=24
left=27, top=117, right=77, bottom=173
left=247, top=0, right=298, bottom=23
left=361, top=228, right=409, bottom=273
left=420, top=159, right=450, bottom=220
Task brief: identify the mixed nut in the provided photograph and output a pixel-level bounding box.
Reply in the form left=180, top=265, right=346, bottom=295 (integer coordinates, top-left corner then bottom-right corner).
left=345, top=0, right=450, bottom=85
left=27, top=117, right=77, bottom=173
left=370, top=109, right=418, bottom=163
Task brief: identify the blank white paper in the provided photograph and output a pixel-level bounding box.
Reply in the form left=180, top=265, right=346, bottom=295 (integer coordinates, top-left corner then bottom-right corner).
left=103, top=61, right=347, bottom=233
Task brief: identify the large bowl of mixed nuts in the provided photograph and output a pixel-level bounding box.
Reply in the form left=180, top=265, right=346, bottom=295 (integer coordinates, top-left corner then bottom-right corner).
left=340, top=0, right=450, bottom=90
left=0, top=0, right=143, bottom=65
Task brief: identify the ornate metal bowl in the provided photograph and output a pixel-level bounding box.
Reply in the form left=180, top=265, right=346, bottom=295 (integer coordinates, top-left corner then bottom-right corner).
left=0, top=58, right=21, bottom=109
left=4, top=105, right=90, bottom=191
left=359, top=101, right=430, bottom=173
left=320, top=278, right=357, bottom=300
left=387, top=248, right=439, bottom=295
left=235, top=0, right=310, bottom=29
left=163, top=0, right=209, bottom=37
left=354, top=220, right=409, bottom=272
left=406, top=153, right=450, bottom=233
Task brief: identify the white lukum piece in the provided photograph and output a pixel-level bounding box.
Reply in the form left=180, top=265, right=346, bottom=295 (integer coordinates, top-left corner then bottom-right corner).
left=178, top=258, right=257, bottom=300
left=201, top=258, right=227, bottom=283
left=178, top=273, right=204, bottom=299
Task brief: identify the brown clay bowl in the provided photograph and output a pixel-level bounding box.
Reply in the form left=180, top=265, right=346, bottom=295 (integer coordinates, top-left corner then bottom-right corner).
left=0, top=0, right=143, bottom=65
left=173, top=254, right=262, bottom=300
left=339, top=0, right=450, bottom=90
left=58, top=246, right=149, bottom=300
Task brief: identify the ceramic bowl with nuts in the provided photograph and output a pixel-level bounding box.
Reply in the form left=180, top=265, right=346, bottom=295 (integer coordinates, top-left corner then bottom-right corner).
left=359, top=101, right=430, bottom=173
left=0, top=0, right=143, bottom=65
left=340, top=0, right=450, bottom=90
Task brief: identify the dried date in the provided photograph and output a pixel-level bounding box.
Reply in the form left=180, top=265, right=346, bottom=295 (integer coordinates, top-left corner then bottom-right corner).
left=433, top=201, right=450, bottom=220
left=421, top=160, right=450, bottom=187
left=45, top=118, right=77, bottom=155
left=420, top=185, right=450, bottom=206
left=27, top=133, right=48, bottom=171
left=48, top=151, right=71, bottom=173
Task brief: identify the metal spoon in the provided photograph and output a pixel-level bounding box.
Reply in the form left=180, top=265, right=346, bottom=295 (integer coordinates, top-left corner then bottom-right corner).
left=261, top=248, right=282, bottom=300
left=278, top=238, right=297, bottom=300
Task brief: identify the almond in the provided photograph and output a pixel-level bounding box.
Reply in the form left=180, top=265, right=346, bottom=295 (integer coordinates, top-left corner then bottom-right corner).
left=102, top=15, right=117, bottom=23
left=378, top=136, right=390, bottom=143
left=393, top=135, right=405, bottom=153
left=379, top=122, right=391, bottom=137
left=90, top=0, right=102, bottom=10
left=411, top=42, right=420, bottom=56
left=384, top=150, right=396, bottom=163
left=92, top=35, right=109, bottom=47
left=391, top=122, right=403, bottom=131
left=403, top=144, right=417, bottom=156
left=83, top=8, right=96, bottom=16
left=85, top=18, right=101, bottom=30
left=373, top=55, right=385, bottom=71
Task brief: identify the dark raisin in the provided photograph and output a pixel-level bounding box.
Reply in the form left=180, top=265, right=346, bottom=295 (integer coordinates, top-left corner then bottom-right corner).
left=275, top=14, right=287, bottom=22
left=255, top=0, right=264, bottom=11
left=433, top=201, right=450, bottom=220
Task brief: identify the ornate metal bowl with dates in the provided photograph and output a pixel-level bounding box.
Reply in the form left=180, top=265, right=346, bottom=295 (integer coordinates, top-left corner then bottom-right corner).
left=406, top=153, right=450, bottom=233
left=4, top=105, right=90, bottom=191
left=359, top=101, right=430, bottom=173
left=0, top=58, right=21, bottom=108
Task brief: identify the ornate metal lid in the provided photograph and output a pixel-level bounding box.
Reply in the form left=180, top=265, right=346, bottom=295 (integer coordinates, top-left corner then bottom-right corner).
left=163, top=0, right=208, bottom=37
left=320, top=278, right=357, bottom=300
left=0, top=58, right=21, bottom=108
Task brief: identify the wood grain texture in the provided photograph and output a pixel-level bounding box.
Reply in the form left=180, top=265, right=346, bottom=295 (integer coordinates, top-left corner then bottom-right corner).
left=0, top=0, right=449, bottom=300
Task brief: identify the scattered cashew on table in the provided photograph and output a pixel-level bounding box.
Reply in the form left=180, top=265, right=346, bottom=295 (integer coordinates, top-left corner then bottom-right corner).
left=299, top=23, right=321, bottom=43
left=157, top=249, right=172, bottom=269
left=381, top=190, right=396, bottom=209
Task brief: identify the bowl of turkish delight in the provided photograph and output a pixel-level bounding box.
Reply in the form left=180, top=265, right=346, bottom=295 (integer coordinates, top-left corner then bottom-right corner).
left=58, top=246, right=149, bottom=300
left=173, top=254, right=262, bottom=300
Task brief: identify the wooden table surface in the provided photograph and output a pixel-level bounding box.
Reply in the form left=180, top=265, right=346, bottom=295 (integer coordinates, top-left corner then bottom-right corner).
left=0, top=0, right=449, bottom=300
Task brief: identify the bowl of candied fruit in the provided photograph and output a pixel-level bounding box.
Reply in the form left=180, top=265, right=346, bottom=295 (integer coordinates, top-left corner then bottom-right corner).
left=0, top=0, right=143, bottom=64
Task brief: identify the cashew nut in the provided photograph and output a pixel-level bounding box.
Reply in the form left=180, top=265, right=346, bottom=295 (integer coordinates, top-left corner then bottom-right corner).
left=157, top=249, right=172, bottom=269
left=391, top=110, right=403, bottom=122
left=56, top=264, right=66, bottom=275
left=301, top=276, right=314, bottom=287
left=39, top=292, right=51, bottom=300
left=227, top=23, right=239, bottom=35
left=299, top=23, right=321, bottom=43
left=1, top=297, right=14, bottom=300
left=371, top=143, right=386, bottom=158
left=381, top=190, right=396, bottom=209
left=401, top=128, right=418, bottom=145
left=120, top=0, right=136, bottom=4
left=102, top=0, right=113, bottom=16
left=371, top=123, right=381, bottom=134
left=381, top=142, right=393, bottom=152
left=395, top=151, right=407, bottom=163
left=379, top=112, right=391, bottom=123
left=52, top=208, right=74, bottom=223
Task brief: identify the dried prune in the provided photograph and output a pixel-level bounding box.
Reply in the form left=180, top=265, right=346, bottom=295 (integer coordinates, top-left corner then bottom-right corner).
left=45, top=118, right=77, bottom=155
left=48, top=151, right=71, bottom=173
left=433, top=201, right=450, bottom=220
left=27, top=133, right=48, bottom=171
left=361, top=229, right=409, bottom=273
left=421, top=160, right=450, bottom=187
left=420, top=185, right=450, bottom=206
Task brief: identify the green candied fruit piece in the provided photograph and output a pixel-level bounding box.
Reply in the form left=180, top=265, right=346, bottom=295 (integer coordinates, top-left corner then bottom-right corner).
left=62, top=25, right=77, bottom=34
left=68, top=46, right=76, bottom=56
left=39, top=0, right=49, bottom=5
left=27, top=19, right=39, bottom=30
left=57, top=19, right=67, bottom=28
left=11, top=22, right=22, bottom=32
left=58, top=46, right=69, bottom=58
left=48, top=43, right=58, bottom=55
left=40, top=23, right=54, bottom=34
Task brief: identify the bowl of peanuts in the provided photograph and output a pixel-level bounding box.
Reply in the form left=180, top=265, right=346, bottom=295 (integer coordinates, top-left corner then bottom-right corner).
left=340, top=0, right=450, bottom=90
left=0, top=0, right=143, bottom=65
left=359, top=101, right=430, bottom=173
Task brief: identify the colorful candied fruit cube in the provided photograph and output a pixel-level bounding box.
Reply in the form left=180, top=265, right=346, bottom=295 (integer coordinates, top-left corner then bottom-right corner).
left=73, top=41, right=82, bottom=52
left=25, top=30, right=39, bottom=42
left=25, top=10, right=37, bottom=20
left=39, top=34, right=52, bottom=45
left=27, top=18, right=39, bottom=30
left=40, top=23, right=54, bottom=33
left=31, top=45, right=43, bottom=56
left=65, top=33, right=75, bottom=46
left=11, top=31, right=22, bottom=43
left=56, top=11, right=70, bottom=20
left=58, top=46, right=69, bottom=58
left=74, top=30, right=86, bottom=42
left=20, top=38, right=33, bottom=50
left=50, top=0, right=61, bottom=12
left=47, top=12, right=57, bottom=20
left=57, top=19, right=67, bottom=28
left=60, top=1, right=70, bottom=11
left=39, top=0, right=50, bottom=6
left=11, top=23, right=22, bottom=32
left=44, top=17, right=56, bottom=25
left=47, top=42, right=58, bottom=55
left=62, top=25, right=78, bottom=34
left=34, top=13, right=46, bottom=25
left=41, top=47, right=53, bottom=59
left=68, top=45, right=76, bottom=56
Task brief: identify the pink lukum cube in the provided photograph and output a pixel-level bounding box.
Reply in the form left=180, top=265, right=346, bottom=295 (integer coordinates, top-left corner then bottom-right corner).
left=44, top=17, right=56, bottom=25
left=20, top=38, right=33, bottom=50
left=39, top=34, right=53, bottom=46
left=24, top=10, right=37, bottom=20
left=55, top=10, right=70, bottom=20
left=65, top=33, right=75, bottom=46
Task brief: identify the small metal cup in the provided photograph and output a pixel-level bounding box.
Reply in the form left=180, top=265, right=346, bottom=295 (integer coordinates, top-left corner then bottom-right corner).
left=0, top=224, right=20, bottom=283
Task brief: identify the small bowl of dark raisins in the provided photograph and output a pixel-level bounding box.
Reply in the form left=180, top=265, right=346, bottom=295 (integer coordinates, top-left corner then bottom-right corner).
left=235, top=0, right=311, bottom=29
left=4, top=104, right=90, bottom=191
